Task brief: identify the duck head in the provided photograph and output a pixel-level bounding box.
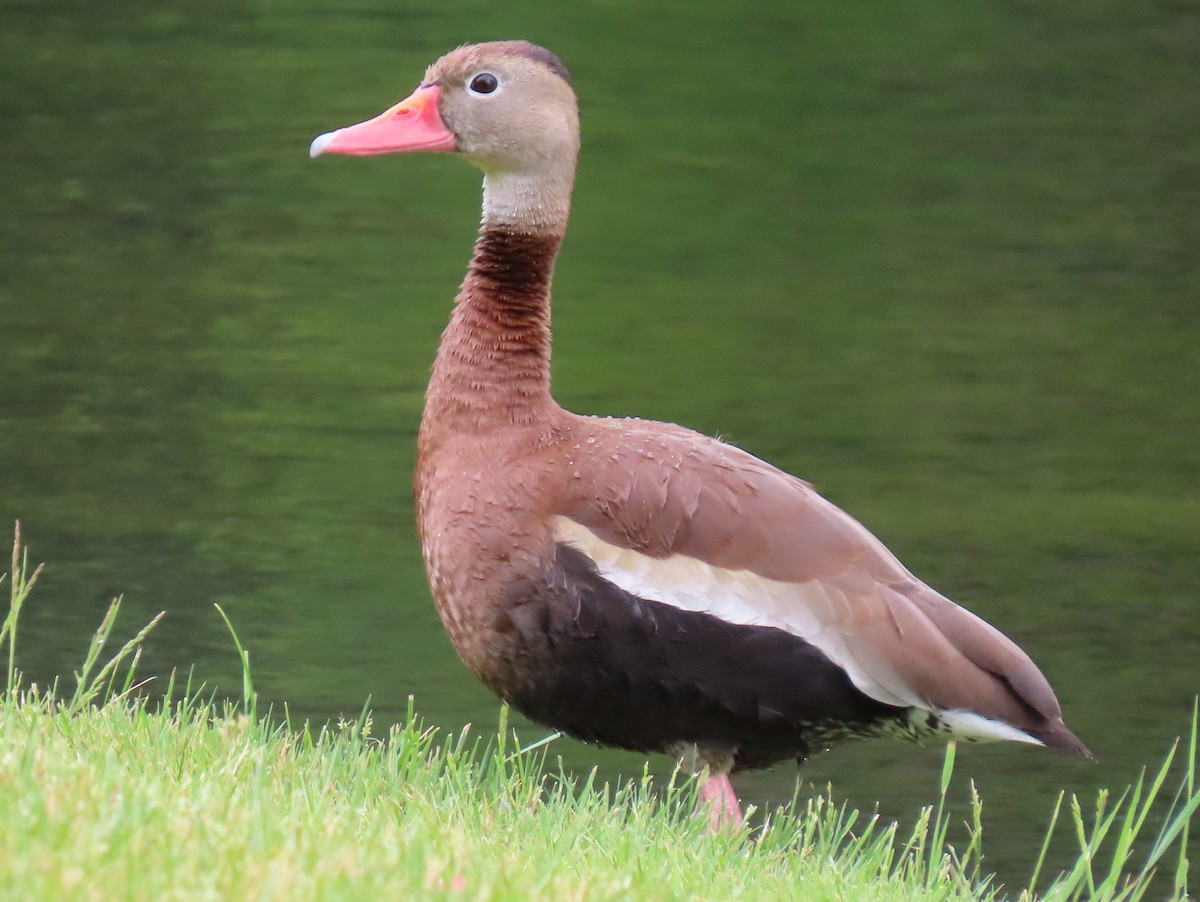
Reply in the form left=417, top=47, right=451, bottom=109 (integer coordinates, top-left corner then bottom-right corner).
left=310, top=41, right=579, bottom=178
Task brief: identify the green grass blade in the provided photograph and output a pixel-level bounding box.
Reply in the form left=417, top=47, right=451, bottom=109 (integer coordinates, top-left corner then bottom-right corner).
left=3, top=522, right=45, bottom=693
left=1175, top=700, right=1197, bottom=898
left=214, top=603, right=256, bottom=719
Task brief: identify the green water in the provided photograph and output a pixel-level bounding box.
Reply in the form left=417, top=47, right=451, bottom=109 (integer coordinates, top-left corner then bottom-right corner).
left=2, top=0, right=1197, bottom=886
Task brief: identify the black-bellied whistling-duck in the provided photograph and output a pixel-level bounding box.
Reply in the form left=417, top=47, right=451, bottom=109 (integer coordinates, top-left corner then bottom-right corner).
left=311, top=41, right=1090, bottom=830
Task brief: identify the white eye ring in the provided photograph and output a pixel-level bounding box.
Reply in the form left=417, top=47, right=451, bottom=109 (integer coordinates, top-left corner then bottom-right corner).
left=467, top=72, right=501, bottom=96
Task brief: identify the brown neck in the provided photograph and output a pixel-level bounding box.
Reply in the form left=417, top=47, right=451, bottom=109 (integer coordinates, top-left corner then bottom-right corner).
left=423, top=224, right=562, bottom=434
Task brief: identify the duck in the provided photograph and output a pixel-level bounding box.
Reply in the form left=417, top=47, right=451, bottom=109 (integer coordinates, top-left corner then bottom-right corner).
left=310, top=40, right=1090, bottom=830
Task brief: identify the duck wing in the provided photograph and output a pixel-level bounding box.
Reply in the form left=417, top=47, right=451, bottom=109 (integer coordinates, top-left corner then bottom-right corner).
left=557, top=416, right=1088, bottom=754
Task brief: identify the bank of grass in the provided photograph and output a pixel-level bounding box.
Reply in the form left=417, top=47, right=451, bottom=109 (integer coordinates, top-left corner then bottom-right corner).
left=1, top=528, right=1195, bottom=901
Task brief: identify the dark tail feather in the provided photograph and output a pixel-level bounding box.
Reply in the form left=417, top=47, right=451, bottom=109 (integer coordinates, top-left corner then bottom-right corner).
left=1035, top=718, right=1094, bottom=759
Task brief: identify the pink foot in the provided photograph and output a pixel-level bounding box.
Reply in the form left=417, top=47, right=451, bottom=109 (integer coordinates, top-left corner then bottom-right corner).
left=698, top=772, right=744, bottom=832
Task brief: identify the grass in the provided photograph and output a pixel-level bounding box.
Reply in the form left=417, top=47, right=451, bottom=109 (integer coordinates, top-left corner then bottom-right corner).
left=1, top=526, right=1196, bottom=900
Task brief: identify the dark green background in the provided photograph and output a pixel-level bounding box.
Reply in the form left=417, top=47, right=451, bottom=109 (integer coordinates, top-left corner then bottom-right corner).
left=2, top=0, right=1197, bottom=887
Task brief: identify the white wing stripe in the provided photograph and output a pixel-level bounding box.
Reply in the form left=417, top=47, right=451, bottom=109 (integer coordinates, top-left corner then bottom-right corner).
left=554, top=517, right=921, bottom=708
left=555, top=518, right=1045, bottom=746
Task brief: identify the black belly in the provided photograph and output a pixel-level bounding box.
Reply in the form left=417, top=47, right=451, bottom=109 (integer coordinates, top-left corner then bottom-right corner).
left=491, top=542, right=905, bottom=771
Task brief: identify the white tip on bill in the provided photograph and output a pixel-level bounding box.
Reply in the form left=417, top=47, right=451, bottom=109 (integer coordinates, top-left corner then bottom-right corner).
left=309, top=130, right=340, bottom=158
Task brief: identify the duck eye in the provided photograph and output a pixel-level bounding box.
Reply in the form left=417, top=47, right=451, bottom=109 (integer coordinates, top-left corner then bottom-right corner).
left=468, top=72, right=499, bottom=95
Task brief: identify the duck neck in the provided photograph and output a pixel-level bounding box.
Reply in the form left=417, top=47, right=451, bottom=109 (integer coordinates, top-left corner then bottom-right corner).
left=423, top=168, right=572, bottom=436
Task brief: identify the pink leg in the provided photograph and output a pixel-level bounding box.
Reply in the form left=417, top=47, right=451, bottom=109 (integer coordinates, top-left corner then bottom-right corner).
left=697, top=772, right=744, bottom=832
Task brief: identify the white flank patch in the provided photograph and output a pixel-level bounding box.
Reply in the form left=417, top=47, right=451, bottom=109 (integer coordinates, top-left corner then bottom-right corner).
left=930, top=710, right=1044, bottom=746
left=553, top=516, right=1044, bottom=747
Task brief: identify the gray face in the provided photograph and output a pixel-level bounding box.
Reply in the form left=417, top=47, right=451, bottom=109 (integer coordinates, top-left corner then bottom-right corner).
left=425, top=43, right=580, bottom=176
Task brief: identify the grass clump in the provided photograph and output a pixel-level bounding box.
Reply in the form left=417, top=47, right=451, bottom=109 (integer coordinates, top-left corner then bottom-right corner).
left=0, top=524, right=1195, bottom=900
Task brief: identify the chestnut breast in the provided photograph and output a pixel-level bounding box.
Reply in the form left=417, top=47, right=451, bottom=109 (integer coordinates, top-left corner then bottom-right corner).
left=415, top=414, right=575, bottom=690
